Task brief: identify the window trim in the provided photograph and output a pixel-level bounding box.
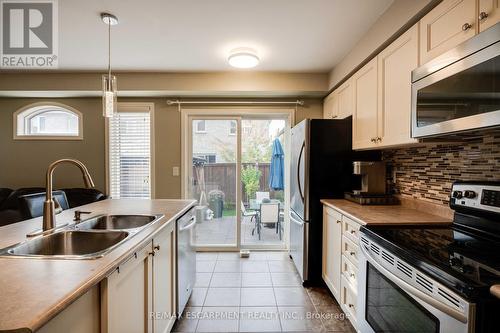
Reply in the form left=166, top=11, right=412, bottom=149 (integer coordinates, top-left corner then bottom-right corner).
left=229, top=120, right=237, bottom=136
left=194, top=120, right=207, bottom=133
left=105, top=102, right=155, bottom=199
left=13, top=102, right=83, bottom=140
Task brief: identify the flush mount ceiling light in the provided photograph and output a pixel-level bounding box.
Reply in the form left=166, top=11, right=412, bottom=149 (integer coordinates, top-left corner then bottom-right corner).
left=101, top=13, right=118, bottom=118
left=228, top=48, right=259, bottom=69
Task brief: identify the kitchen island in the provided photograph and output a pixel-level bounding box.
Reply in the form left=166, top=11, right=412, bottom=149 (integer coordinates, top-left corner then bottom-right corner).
left=0, top=199, right=196, bottom=333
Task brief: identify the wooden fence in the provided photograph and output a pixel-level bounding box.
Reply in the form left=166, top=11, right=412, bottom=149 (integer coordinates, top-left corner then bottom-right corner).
left=192, top=163, right=282, bottom=206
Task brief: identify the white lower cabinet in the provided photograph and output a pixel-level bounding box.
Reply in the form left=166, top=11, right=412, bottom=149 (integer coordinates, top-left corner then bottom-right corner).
left=101, top=223, right=176, bottom=333
left=322, top=204, right=362, bottom=330
left=153, top=225, right=176, bottom=333
left=101, top=242, right=153, bottom=333
left=322, top=207, right=342, bottom=300
left=37, top=285, right=100, bottom=333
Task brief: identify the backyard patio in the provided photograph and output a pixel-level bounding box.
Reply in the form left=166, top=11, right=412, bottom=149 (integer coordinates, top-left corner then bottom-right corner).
left=195, top=215, right=284, bottom=246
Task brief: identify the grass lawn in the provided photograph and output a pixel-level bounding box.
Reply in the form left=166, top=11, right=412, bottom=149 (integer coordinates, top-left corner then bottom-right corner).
left=223, top=208, right=236, bottom=217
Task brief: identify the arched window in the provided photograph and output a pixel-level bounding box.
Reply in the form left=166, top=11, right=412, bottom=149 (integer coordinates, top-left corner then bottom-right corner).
left=14, top=103, right=83, bottom=139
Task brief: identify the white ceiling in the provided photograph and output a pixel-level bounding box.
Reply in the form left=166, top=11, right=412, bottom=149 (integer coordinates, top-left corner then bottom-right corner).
left=58, top=0, right=393, bottom=72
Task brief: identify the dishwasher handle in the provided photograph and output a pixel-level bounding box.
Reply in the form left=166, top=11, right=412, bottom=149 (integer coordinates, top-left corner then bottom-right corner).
left=179, top=216, right=196, bottom=232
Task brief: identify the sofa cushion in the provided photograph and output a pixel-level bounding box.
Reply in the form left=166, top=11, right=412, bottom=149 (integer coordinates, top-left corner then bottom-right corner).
left=0, top=188, right=13, bottom=208
left=61, top=188, right=106, bottom=208
left=19, top=191, right=69, bottom=220
left=0, top=187, right=45, bottom=211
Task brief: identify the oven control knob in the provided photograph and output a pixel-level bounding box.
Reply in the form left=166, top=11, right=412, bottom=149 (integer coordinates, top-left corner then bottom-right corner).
left=464, top=190, right=476, bottom=199
left=452, top=191, right=463, bottom=199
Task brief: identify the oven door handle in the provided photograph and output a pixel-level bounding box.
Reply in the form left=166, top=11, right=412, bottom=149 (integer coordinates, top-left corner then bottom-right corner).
left=361, top=244, right=468, bottom=324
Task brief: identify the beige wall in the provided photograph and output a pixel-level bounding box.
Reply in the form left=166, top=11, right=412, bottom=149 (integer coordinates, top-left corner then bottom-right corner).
left=328, top=0, right=436, bottom=89
left=0, top=97, right=323, bottom=198
left=0, top=98, right=106, bottom=191
left=0, top=72, right=328, bottom=98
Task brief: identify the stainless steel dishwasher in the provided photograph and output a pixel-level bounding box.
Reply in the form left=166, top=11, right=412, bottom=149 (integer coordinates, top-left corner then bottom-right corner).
left=176, top=207, right=196, bottom=315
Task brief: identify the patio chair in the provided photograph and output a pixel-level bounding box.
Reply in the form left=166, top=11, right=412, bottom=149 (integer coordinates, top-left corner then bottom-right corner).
left=241, top=201, right=258, bottom=223
left=253, top=202, right=280, bottom=240
left=255, top=191, right=270, bottom=202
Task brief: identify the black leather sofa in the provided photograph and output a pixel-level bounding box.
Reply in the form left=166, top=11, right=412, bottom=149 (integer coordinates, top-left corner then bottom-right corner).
left=0, top=187, right=106, bottom=227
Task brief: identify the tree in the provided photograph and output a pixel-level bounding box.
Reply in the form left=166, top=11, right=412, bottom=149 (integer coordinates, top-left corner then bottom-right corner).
left=241, top=166, right=261, bottom=199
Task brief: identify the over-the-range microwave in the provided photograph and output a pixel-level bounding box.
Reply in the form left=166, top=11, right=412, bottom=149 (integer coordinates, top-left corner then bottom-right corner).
left=411, top=22, right=500, bottom=138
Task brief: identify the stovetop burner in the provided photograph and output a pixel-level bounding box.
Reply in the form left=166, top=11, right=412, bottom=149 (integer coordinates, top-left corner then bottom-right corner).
left=362, top=225, right=500, bottom=299
left=361, top=181, right=500, bottom=300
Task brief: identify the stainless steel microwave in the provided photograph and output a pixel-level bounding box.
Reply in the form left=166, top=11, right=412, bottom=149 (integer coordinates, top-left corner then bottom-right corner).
left=411, top=22, right=500, bottom=138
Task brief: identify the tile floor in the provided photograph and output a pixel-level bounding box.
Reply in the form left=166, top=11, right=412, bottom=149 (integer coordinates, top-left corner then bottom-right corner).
left=172, top=251, right=355, bottom=333
left=195, top=217, right=285, bottom=246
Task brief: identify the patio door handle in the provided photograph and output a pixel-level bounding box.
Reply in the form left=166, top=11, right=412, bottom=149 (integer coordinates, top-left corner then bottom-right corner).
left=297, top=142, right=305, bottom=202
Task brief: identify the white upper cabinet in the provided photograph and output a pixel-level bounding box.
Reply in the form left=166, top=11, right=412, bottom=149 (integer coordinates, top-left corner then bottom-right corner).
left=352, top=58, right=378, bottom=150
left=336, top=79, right=353, bottom=119
left=323, top=78, right=353, bottom=120
left=420, top=0, right=477, bottom=64
left=323, top=90, right=339, bottom=119
left=479, top=0, right=500, bottom=31
left=377, top=24, right=419, bottom=147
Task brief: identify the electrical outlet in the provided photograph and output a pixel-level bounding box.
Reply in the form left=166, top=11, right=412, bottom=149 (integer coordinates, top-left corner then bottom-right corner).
left=173, top=166, right=180, bottom=176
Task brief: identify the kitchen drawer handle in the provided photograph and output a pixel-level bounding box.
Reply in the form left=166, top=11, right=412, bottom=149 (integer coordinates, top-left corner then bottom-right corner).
left=479, top=12, right=488, bottom=21
left=350, top=273, right=355, bottom=278
left=154, top=245, right=160, bottom=251
left=462, top=23, right=472, bottom=31
left=348, top=304, right=354, bottom=308
left=350, top=251, right=356, bottom=256
left=336, top=220, right=341, bottom=224
left=350, top=230, right=356, bottom=234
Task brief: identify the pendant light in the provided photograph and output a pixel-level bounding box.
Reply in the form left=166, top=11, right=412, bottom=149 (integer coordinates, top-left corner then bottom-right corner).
left=101, top=13, right=118, bottom=118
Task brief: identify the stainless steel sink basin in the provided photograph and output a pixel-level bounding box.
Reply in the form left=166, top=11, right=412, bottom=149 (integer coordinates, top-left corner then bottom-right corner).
left=77, top=214, right=159, bottom=230
left=1, top=230, right=129, bottom=259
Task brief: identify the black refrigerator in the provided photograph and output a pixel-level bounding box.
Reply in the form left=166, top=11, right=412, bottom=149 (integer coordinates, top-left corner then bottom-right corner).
left=289, top=117, right=379, bottom=285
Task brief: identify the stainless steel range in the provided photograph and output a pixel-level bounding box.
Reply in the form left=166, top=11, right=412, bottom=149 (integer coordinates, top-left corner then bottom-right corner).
left=357, top=181, right=500, bottom=333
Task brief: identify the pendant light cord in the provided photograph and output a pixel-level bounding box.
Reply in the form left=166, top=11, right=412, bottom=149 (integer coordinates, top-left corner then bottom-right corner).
left=108, top=20, right=111, bottom=81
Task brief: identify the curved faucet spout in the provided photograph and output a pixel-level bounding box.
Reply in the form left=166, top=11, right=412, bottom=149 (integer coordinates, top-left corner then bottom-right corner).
left=43, top=159, right=95, bottom=231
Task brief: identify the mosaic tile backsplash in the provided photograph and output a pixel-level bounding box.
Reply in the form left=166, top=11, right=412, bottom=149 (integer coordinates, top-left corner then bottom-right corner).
left=382, top=133, right=500, bottom=206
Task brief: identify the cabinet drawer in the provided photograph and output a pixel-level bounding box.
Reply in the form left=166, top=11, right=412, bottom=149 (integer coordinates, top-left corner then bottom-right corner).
left=341, top=254, right=358, bottom=288
left=340, top=276, right=357, bottom=327
left=325, top=207, right=342, bottom=223
left=342, top=236, right=359, bottom=266
left=342, top=215, right=360, bottom=242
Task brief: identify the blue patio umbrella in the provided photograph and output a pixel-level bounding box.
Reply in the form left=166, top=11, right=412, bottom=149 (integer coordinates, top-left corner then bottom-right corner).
left=269, top=138, right=285, bottom=191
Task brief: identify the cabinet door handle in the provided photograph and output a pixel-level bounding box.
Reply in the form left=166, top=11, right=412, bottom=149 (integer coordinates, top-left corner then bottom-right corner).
left=376, top=137, right=382, bottom=142
left=331, top=115, right=338, bottom=119
left=154, top=245, right=160, bottom=251
left=370, top=138, right=376, bottom=143
left=350, top=251, right=356, bottom=256
left=462, top=23, right=472, bottom=31
left=336, top=220, right=341, bottom=224
left=479, top=12, right=488, bottom=21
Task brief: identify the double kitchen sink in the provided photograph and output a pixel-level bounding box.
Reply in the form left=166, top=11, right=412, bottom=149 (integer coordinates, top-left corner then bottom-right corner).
left=0, top=214, right=163, bottom=259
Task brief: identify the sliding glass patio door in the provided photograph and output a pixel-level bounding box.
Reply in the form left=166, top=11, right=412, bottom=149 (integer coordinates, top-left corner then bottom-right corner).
left=188, top=117, right=241, bottom=249
left=186, top=112, right=290, bottom=251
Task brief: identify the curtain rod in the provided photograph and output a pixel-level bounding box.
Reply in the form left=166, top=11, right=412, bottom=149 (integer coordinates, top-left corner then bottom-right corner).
left=166, top=99, right=304, bottom=106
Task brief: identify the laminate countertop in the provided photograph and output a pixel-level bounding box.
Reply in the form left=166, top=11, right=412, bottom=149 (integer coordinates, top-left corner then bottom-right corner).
left=0, top=199, right=196, bottom=333
left=321, top=199, right=452, bottom=226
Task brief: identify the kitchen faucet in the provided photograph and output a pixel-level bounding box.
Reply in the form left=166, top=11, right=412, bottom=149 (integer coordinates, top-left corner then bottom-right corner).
left=43, top=159, right=95, bottom=232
